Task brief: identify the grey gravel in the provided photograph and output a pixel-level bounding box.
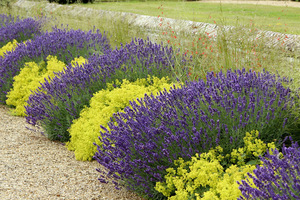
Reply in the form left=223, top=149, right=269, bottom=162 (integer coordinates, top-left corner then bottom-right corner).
left=0, top=105, right=143, bottom=200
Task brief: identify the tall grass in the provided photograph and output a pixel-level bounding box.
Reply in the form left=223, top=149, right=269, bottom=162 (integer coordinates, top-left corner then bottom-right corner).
left=1, top=0, right=299, bottom=88
left=149, top=3, right=300, bottom=85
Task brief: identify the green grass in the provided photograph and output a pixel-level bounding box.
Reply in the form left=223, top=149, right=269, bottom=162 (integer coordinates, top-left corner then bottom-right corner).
left=78, top=1, right=300, bottom=35
left=2, top=0, right=300, bottom=85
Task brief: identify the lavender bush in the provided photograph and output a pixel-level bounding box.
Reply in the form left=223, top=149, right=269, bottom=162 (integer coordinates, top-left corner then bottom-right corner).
left=238, top=139, right=300, bottom=200
left=25, top=38, right=175, bottom=142
left=0, top=14, right=15, bottom=28
left=94, top=69, right=299, bottom=199
left=0, top=27, right=111, bottom=103
left=0, top=14, right=43, bottom=47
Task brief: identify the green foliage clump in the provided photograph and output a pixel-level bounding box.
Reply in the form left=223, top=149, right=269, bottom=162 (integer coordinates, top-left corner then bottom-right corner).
left=67, top=76, right=176, bottom=161
left=0, top=39, right=18, bottom=57
left=155, top=130, right=277, bottom=200
left=6, top=55, right=86, bottom=116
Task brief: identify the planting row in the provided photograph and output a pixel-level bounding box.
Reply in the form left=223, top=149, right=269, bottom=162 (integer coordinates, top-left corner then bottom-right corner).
left=1, top=14, right=300, bottom=199
left=0, top=14, right=43, bottom=48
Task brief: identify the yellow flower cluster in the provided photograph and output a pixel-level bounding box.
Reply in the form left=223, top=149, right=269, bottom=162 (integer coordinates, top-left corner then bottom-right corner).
left=6, top=55, right=86, bottom=116
left=230, top=130, right=276, bottom=166
left=155, top=130, right=277, bottom=200
left=202, top=164, right=256, bottom=200
left=66, top=76, right=177, bottom=161
left=0, top=40, right=18, bottom=57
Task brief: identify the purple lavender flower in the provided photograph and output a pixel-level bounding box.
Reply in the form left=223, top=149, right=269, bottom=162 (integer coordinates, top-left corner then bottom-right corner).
left=0, top=27, right=111, bottom=103
left=0, top=14, right=43, bottom=47
left=94, top=69, right=298, bottom=199
left=0, top=14, right=15, bottom=28
left=238, top=140, right=300, bottom=200
left=25, top=38, right=175, bottom=142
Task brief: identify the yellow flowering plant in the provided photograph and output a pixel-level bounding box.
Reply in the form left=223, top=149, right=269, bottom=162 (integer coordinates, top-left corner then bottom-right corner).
left=0, top=40, right=18, bottom=57
left=6, top=55, right=86, bottom=116
left=229, top=130, right=277, bottom=166
left=155, top=130, right=276, bottom=200
left=67, top=76, right=177, bottom=161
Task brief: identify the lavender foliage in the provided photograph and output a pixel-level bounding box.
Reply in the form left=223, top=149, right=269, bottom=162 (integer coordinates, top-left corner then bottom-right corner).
left=238, top=140, right=300, bottom=200
left=25, top=38, right=175, bottom=142
left=0, top=14, right=43, bottom=47
left=94, top=69, right=298, bottom=199
left=0, top=27, right=111, bottom=103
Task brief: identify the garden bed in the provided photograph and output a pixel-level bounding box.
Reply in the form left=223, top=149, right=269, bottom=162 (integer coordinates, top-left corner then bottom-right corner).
left=1, top=1, right=300, bottom=199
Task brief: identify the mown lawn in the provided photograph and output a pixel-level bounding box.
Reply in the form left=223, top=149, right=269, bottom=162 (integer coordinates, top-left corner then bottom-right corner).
left=79, top=1, right=300, bottom=35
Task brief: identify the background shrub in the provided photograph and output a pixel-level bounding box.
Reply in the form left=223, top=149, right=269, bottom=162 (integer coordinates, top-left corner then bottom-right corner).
left=0, top=27, right=110, bottom=104
left=67, top=76, right=176, bottom=161
left=6, top=55, right=86, bottom=116
left=25, top=38, right=177, bottom=142
left=94, top=69, right=299, bottom=199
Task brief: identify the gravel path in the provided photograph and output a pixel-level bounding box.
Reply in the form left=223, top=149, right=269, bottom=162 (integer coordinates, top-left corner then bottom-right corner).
left=0, top=105, right=143, bottom=200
